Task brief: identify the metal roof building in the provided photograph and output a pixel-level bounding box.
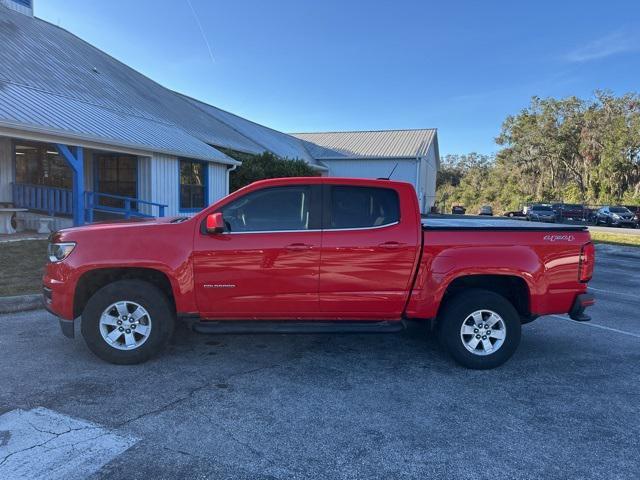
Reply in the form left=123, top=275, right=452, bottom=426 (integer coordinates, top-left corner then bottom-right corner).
left=292, top=130, right=440, bottom=212
left=0, top=0, right=439, bottom=232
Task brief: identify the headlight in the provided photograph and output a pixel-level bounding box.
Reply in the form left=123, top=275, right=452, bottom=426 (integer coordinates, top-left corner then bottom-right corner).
left=48, top=242, right=76, bottom=262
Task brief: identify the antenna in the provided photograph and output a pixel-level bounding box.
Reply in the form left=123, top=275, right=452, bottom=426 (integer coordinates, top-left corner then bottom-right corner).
left=377, top=163, right=398, bottom=180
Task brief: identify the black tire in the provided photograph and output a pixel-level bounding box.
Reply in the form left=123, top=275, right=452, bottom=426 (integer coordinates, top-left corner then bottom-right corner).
left=81, top=280, right=175, bottom=364
left=437, top=289, right=521, bottom=369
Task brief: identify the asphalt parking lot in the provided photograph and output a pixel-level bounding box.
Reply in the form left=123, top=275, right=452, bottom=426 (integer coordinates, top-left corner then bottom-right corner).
left=1, top=245, right=639, bottom=479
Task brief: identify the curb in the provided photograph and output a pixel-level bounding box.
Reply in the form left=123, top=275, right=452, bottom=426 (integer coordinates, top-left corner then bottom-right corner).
left=0, top=294, right=43, bottom=314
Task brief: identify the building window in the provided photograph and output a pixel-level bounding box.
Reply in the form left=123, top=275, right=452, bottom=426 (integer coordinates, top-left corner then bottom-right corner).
left=179, top=159, right=207, bottom=211
left=14, top=143, right=73, bottom=189
left=95, top=154, right=138, bottom=210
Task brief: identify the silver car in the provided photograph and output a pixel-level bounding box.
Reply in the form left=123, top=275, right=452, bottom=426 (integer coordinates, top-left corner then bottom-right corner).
left=595, top=206, right=637, bottom=227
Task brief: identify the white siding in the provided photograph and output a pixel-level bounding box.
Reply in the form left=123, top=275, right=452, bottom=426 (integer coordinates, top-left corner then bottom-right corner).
left=322, top=158, right=418, bottom=186
left=137, top=153, right=180, bottom=217
left=0, top=136, right=13, bottom=202
left=208, top=163, right=227, bottom=205
left=137, top=155, right=153, bottom=216
left=151, top=153, right=180, bottom=217
left=421, top=143, right=438, bottom=211
left=83, top=149, right=94, bottom=192
left=137, top=154, right=229, bottom=217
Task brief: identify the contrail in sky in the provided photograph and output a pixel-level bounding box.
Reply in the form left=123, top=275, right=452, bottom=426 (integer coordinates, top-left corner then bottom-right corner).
left=185, top=0, right=216, bottom=64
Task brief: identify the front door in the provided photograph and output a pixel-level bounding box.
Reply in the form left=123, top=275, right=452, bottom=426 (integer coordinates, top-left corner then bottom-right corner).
left=193, top=184, right=322, bottom=318
left=94, top=154, right=137, bottom=210
left=319, top=184, right=420, bottom=318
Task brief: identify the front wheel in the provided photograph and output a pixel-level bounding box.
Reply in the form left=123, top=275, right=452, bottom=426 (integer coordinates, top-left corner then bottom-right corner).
left=438, top=289, right=521, bottom=369
left=81, top=280, right=175, bottom=364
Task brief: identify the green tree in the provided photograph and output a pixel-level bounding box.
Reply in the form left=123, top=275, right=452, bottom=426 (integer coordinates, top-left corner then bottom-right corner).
left=436, top=92, right=640, bottom=213
left=225, top=151, right=320, bottom=192
left=495, top=92, right=640, bottom=205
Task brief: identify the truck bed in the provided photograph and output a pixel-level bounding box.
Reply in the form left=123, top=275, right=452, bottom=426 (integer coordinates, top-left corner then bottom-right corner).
left=422, top=216, right=588, bottom=231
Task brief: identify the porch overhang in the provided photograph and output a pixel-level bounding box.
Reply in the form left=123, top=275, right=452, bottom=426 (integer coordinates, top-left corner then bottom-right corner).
left=0, top=122, right=241, bottom=166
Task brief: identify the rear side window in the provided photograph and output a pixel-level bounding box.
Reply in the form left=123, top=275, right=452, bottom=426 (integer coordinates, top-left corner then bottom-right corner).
left=220, top=186, right=312, bottom=232
left=327, top=186, right=400, bottom=229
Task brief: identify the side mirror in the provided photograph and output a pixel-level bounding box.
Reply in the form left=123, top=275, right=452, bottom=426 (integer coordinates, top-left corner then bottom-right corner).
left=206, top=212, right=225, bottom=234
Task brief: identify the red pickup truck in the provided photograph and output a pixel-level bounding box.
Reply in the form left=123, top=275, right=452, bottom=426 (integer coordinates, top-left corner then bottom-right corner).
left=43, top=177, right=595, bottom=369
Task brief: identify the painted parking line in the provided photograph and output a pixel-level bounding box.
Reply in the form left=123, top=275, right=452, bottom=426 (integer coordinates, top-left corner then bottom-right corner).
left=0, top=407, right=137, bottom=480
left=587, top=286, right=638, bottom=299
left=550, top=315, right=640, bottom=339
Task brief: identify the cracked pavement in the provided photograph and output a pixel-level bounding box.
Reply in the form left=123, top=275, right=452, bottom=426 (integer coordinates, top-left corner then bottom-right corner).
left=1, top=245, right=640, bottom=479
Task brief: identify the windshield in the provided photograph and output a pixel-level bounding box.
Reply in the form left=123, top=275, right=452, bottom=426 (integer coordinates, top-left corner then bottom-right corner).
left=532, top=205, right=552, bottom=211
left=610, top=207, right=630, bottom=213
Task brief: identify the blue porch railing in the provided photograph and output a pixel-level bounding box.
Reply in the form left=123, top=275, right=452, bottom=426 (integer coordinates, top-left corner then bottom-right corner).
left=12, top=183, right=167, bottom=222
left=85, top=191, right=166, bottom=222
left=12, top=183, right=73, bottom=216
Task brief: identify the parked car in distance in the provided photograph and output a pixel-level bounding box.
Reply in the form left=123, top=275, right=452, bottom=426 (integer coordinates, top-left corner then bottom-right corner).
left=623, top=205, right=640, bottom=227
left=527, top=204, right=556, bottom=222
left=503, top=208, right=526, bottom=218
left=552, top=203, right=588, bottom=222
left=478, top=205, right=493, bottom=216
left=451, top=205, right=466, bottom=215
left=43, top=177, right=595, bottom=370
left=594, top=206, right=637, bottom=227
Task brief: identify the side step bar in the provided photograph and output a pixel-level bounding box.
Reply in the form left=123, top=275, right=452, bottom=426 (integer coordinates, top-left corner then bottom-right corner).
left=191, top=320, right=405, bottom=335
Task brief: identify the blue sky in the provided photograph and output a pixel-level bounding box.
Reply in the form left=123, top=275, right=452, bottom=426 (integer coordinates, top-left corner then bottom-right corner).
left=37, top=0, right=640, bottom=156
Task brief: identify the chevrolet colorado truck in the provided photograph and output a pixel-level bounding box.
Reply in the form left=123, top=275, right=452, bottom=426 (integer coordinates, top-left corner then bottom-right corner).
left=43, top=177, right=595, bottom=369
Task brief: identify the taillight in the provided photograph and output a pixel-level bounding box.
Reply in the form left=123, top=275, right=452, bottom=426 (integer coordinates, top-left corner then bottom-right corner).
left=578, top=241, right=595, bottom=282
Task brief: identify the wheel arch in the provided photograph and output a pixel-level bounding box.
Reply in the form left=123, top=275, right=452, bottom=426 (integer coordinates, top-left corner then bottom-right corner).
left=74, top=267, right=176, bottom=319
left=437, top=274, right=532, bottom=322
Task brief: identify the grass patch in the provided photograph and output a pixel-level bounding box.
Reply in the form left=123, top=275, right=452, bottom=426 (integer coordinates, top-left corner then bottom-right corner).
left=0, top=240, right=48, bottom=296
left=590, top=231, right=640, bottom=248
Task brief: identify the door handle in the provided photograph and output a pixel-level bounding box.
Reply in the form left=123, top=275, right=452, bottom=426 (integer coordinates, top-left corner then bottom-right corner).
left=378, top=241, right=405, bottom=249
left=285, top=243, right=313, bottom=251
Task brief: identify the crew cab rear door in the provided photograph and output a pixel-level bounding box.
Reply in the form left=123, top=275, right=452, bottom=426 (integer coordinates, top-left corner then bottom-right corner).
left=319, top=184, right=420, bottom=318
left=193, top=184, right=322, bottom=318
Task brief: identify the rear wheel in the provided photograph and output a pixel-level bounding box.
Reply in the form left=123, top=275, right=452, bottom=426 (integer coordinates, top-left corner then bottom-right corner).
left=438, top=289, right=521, bottom=369
left=81, top=280, right=175, bottom=364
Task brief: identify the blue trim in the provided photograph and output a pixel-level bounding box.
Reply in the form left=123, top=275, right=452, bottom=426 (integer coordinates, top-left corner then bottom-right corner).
left=12, top=183, right=74, bottom=216
left=85, top=191, right=166, bottom=221
left=56, top=144, right=85, bottom=226
left=178, top=159, right=209, bottom=213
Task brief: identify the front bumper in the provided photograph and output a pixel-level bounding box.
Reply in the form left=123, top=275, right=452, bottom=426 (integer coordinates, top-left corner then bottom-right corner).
left=611, top=218, right=636, bottom=226
left=569, top=293, right=595, bottom=322
left=43, top=285, right=75, bottom=339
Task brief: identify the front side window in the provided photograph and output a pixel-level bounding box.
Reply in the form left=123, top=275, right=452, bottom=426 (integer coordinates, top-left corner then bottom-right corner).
left=220, top=186, right=312, bottom=232
left=328, top=186, right=400, bottom=229
left=15, top=143, right=73, bottom=189
left=180, top=159, right=207, bottom=211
